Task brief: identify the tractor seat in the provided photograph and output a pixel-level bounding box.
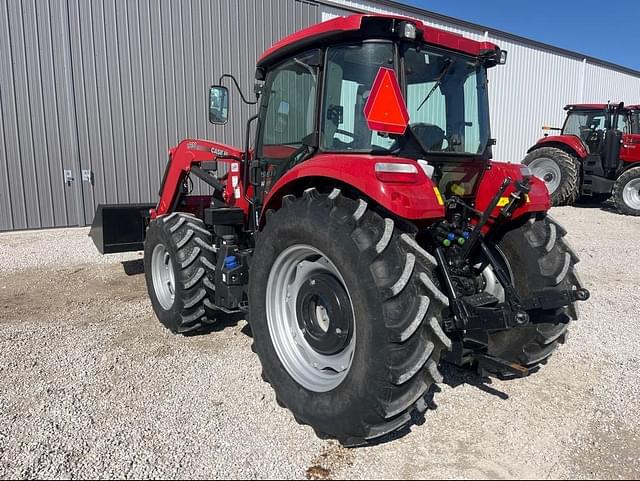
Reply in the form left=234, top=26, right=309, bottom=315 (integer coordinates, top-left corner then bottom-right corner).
left=584, top=129, right=604, bottom=154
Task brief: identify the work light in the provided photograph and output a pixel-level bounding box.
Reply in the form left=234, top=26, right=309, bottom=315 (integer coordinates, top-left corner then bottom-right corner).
left=398, top=21, right=417, bottom=40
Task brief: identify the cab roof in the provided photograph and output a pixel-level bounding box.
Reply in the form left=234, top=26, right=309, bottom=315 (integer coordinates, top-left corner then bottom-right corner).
left=257, top=14, right=500, bottom=69
left=566, top=103, right=640, bottom=111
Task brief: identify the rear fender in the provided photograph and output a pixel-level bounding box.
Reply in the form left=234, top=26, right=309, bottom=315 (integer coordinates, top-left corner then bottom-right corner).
left=528, top=135, right=588, bottom=159
left=621, top=134, right=640, bottom=163
left=261, top=154, right=445, bottom=224
left=153, top=139, right=247, bottom=218
left=476, top=161, right=551, bottom=221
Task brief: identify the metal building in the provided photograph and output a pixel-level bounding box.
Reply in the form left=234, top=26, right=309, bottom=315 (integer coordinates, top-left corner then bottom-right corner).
left=1, top=0, right=639, bottom=231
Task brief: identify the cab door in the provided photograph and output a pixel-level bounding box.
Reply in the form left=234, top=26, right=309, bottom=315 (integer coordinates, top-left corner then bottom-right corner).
left=254, top=50, right=321, bottom=201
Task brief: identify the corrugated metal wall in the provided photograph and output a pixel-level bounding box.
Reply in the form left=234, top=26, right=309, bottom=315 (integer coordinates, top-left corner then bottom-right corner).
left=0, top=0, right=319, bottom=231
left=0, top=0, right=83, bottom=230
left=324, top=0, right=640, bottom=162
left=1, top=0, right=639, bottom=231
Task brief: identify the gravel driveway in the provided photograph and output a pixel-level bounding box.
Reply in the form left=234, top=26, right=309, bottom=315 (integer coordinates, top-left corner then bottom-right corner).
left=1, top=205, right=639, bottom=479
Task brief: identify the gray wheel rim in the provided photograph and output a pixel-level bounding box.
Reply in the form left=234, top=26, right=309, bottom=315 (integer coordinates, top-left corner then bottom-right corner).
left=476, top=245, right=513, bottom=304
left=479, top=264, right=506, bottom=303
left=266, top=244, right=356, bottom=393
left=151, top=243, right=176, bottom=310
left=528, top=158, right=562, bottom=195
left=622, top=178, right=640, bottom=210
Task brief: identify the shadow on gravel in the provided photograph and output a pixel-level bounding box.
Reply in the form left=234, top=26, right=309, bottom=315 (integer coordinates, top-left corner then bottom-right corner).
left=183, top=311, right=249, bottom=337
left=441, top=363, right=510, bottom=400
left=572, top=199, right=618, bottom=214
left=122, top=259, right=145, bottom=275
left=356, top=385, right=441, bottom=448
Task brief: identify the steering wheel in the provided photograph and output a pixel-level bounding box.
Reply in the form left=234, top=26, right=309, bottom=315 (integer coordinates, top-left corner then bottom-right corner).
left=331, top=129, right=356, bottom=150
left=334, top=129, right=355, bottom=140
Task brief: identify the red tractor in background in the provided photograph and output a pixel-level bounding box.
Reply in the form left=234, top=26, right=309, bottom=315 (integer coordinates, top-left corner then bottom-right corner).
left=523, top=103, right=640, bottom=215
left=90, top=14, right=589, bottom=446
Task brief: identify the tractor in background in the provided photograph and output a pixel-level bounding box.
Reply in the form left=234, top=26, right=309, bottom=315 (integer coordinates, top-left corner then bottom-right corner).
left=90, top=14, right=589, bottom=446
left=523, top=103, right=640, bottom=215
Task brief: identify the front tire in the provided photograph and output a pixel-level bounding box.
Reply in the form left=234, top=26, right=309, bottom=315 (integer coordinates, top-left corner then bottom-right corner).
left=143, top=212, right=216, bottom=334
left=249, top=188, right=451, bottom=446
left=486, top=215, right=582, bottom=374
left=612, top=167, right=640, bottom=216
left=523, top=147, right=580, bottom=206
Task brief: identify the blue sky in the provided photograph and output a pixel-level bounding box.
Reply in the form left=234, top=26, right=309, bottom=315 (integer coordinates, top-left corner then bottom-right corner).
left=404, top=0, right=640, bottom=71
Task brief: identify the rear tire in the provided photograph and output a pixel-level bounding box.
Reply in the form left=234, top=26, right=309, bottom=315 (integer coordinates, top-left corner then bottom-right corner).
left=612, top=167, right=640, bottom=216
left=249, top=188, right=451, bottom=446
left=523, top=147, right=580, bottom=206
left=144, top=212, right=216, bottom=334
left=486, top=215, right=582, bottom=374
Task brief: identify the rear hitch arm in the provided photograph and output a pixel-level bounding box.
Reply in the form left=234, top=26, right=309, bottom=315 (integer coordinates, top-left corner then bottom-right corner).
left=459, top=177, right=512, bottom=259
left=521, top=287, right=590, bottom=311
left=437, top=239, right=590, bottom=333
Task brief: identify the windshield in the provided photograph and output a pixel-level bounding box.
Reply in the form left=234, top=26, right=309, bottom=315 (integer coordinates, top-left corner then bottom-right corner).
left=563, top=110, right=627, bottom=138
left=321, top=42, right=491, bottom=156
left=404, top=46, right=490, bottom=155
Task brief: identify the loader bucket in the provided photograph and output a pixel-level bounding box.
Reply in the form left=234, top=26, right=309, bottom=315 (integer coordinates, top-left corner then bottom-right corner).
left=89, top=203, right=155, bottom=254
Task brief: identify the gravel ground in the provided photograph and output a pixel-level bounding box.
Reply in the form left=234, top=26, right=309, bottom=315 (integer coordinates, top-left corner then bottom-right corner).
left=0, top=205, right=639, bottom=479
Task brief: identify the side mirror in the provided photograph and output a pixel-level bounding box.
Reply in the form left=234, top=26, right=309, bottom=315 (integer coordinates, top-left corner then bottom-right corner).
left=209, top=86, right=229, bottom=125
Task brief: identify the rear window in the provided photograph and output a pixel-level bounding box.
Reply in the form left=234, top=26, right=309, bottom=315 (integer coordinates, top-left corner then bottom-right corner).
left=632, top=112, right=640, bottom=134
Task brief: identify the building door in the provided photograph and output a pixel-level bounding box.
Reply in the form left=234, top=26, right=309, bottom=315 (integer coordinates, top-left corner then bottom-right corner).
left=0, top=0, right=85, bottom=231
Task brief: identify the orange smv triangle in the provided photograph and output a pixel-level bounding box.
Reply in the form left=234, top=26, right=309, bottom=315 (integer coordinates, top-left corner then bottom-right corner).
left=364, top=67, right=409, bottom=135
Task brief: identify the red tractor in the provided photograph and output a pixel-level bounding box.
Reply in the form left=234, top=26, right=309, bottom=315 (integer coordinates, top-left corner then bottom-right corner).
left=90, top=14, right=589, bottom=446
left=523, top=103, right=640, bottom=215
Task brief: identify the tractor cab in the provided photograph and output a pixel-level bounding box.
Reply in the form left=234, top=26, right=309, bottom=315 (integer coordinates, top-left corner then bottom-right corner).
left=561, top=103, right=628, bottom=175
left=209, top=15, right=505, bottom=209
left=563, top=103, right=630, bottom=181
left=561, top=104, right=625, bottom=151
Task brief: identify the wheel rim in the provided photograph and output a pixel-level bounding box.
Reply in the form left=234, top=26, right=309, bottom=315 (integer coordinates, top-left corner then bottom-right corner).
left=152, top=243, right=176, bottom=310
left=528, top=158, right=562, bottom=195
left=476, top=245, right=513, bottom=304
left=266, top=244, right=356, bottom=393
left=479, top=264, right=506, bottom=302
left=622, top=178, right=640, bottom=210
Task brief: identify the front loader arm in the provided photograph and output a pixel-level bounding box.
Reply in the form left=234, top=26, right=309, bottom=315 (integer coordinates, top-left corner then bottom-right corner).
left=152, top=139, right=246, bottom=218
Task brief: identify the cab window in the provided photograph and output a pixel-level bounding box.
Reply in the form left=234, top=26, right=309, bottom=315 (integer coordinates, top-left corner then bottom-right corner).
left=259, top=51, right=319, bottom=159
left=321, top=42, right=396, bottom=152
left=258, top=51, right=319, bottom=194
left=631, top=112, right=640, bottom=134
